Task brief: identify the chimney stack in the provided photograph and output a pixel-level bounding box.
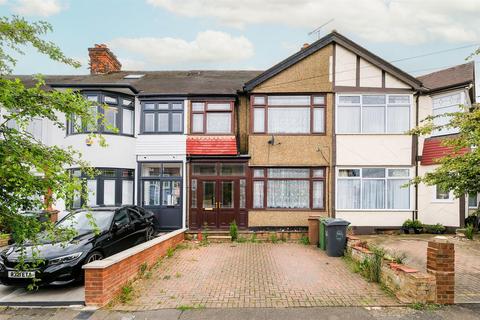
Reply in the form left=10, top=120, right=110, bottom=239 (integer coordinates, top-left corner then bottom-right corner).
left=301, top=43, right=310, bottom=50
left=88, top=44, right=121, bottom=75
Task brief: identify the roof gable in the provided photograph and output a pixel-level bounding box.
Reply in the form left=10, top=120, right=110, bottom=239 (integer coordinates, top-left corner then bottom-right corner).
left=244, top=31, right=422, bottom=91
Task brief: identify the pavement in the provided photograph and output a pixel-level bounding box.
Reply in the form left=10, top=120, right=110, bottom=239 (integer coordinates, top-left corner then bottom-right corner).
left=0, top=284, right=84, bottom=306
left=362, top=234, right=480, bottom=304
left=2, top=305, right=480, bottom=320
left=112, top=242, right=397, bottom=310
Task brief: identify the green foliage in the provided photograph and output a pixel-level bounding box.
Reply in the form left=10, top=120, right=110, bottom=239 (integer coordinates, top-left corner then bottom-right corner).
left=229, top=220, right=238, bottom=241
left=139, top=262, right=148, bottom=276
left=119, top=284, right=134, bottom=304
left=249, top=233, right=259, bottom=243
left=465, top=223, right=475, bottom=240
left=424, top=223, right=446, bottom=234
left=299, top=234, right=310, bottom=245
left=235, top=236, right=247, bottom=243
left=359, top=246, right=384, bottom=283
left=409, top=302, right=442, bottom=311
left=176, top=304, right=205, bottom=311
left=409, top=104, right=480, bottom=199
left=200, top=222, right=209, bottom=246
left=269, top=233, right=278, bottom=243
left=166, top=247, right=175, bottom=258
left=402, top=219, right=423, bottom=229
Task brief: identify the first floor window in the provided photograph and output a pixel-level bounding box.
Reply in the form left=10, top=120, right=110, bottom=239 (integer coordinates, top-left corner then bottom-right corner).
left=141, top=101, right=184, bottom=133
left=337, top=94, right=411, bottom=134
left=70, top=168, right=134, bottom=208
left=253, top=167, right=325, bottom=209
left=337, top=168, right=410, bottom=210
left=191, top=101, right=233, bottom=134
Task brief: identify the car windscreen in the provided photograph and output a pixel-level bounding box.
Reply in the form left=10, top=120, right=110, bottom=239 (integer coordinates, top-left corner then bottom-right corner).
left=56, top=211, right=115, bottom=233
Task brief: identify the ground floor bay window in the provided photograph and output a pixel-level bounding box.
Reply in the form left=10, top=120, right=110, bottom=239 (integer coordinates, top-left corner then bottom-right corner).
left=252, top=168, right=325, bottom=210
left=336, top=168, right=411, bottom=210
left=71, top=168, right=134, bottom=209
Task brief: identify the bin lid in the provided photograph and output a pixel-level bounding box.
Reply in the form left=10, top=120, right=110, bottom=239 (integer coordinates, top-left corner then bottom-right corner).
left=325, top=218, right=350, bottom=226
left=320, top=217, right=334, bottom=224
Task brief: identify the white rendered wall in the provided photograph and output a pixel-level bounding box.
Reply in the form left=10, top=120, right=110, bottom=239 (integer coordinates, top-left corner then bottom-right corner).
left=335, top=45, right=357, bottom=86
left=359, top=58, right=382, bottom=88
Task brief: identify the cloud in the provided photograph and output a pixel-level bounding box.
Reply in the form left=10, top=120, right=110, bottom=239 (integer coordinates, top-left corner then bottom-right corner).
left=12, top=0, right=63, bottom=17
left=0, top=0, right=7, bottom=5
left=108, top=30, right=254, bottom=69
left=146, top=0, right=480, bottom=44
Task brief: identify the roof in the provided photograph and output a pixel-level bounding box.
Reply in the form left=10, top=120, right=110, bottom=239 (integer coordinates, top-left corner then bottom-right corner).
left=417, top=62, right=475, bottom=92
left=244, top=31, right=423, bottom=91
left=421, top=136, right=469, bottom=165
left=186, top=136, right=238, bottom=156
left=11, top=70, right=263, bottom=96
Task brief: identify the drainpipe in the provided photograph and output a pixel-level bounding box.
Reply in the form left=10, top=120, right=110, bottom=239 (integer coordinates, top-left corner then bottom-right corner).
left=414, top=92, right=419, bottom=221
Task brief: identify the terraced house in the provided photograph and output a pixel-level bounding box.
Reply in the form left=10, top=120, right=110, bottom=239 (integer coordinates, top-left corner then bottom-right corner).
left=4, top=31, right=475, bottom=233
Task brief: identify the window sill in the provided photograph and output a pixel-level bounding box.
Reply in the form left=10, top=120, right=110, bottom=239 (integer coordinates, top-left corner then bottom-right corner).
left=66, top=132, right=135, bottom=138
left=431, top=200, right=455, bottom=203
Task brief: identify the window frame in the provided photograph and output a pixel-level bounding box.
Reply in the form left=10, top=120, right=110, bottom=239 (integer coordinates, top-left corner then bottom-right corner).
left=140, top=100, right=184, bottom=134
left=251, top=167, right=326, bottom=210
left=336, top=167, right=412, bottom=211
left=432, top=185, right=454, bottom=203
left=70, top=167, right=135, bottom=209
left=138, top=162, right=183, bottom=209
left=250, top=95, right=326, bottom=135
left=189, top=101, right=234, bottom=134
left=67, top=91, right=135, bottom=137
left=431, top=91, right=465, bottom=137
left=336, top=94, right=412, bottom=134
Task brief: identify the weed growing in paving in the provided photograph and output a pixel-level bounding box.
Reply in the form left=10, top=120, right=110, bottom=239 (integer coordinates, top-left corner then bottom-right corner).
left=229, top=220, right=238, bottom=241
left=139, top=262, right=148, bottom=276
left=163, top=275, right=171, bottom=280
left=119, top=283, right=134, bottom=303
left=250, top=233, right=259, bottom=243
left=177, top=304, right=206, bottom=311
left=299, top=234, right=310, bottom=245
left=236, top=236, right=247, bottom=243
left=269, top=233, right=279, bottom=243
left=465, top=223, right=475, bottom=240
left=175, top=272, right=182, bottom=278
left=166, top=247, right=175, bottom=258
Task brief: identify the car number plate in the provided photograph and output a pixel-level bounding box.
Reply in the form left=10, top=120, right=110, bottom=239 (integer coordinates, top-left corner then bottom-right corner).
left=8, top=271, right=35, bottom=278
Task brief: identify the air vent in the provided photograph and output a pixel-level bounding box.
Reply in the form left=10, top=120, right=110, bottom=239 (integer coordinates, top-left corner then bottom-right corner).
left=123, top=74, right=145, bottom=79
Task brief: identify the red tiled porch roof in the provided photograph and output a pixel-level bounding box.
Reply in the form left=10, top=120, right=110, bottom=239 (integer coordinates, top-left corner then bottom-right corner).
left=187, top=136, right=238, bottom=156
left=421, top=136, right=469, bottom=165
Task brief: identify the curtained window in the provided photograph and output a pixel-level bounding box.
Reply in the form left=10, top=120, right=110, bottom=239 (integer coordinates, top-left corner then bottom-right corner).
left=337, top=168, right=410, bottom=210
left=253, top=167, right=325, bottom=209
left=191, top=101, right=233, bottom=134
left=252, top=95, right=325, bottom=134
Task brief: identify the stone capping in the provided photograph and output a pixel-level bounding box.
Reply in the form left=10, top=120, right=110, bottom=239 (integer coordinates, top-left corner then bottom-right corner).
left=83, top=228, right=187, bottom=270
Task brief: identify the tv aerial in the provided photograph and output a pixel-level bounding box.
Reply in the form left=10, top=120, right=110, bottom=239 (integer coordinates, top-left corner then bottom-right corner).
left=308, top=19, right=335, bottom=40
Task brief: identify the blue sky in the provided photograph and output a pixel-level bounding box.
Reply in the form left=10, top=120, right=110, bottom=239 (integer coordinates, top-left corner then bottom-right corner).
left=1, top=0, right=480, bottom=81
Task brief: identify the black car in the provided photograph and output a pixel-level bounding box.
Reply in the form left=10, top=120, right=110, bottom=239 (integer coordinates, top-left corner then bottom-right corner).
left=0, top=205, right=155, bottom=286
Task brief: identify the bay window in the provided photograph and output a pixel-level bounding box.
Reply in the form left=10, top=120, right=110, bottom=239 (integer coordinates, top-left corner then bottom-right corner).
left=253, top=168, right=325, bottom=209
left=68, top=92, right=134, bottom=135
left=191, top=101, right=233, bottom=134
left=141, top=101, right=184, bottom=134
left=337, top=168, right=410, bottom=210
left=337, top=94, right=411, bottom=134
left=71, top=168, right=134, bottom=209
left=252, top=95, right=325, bottom=134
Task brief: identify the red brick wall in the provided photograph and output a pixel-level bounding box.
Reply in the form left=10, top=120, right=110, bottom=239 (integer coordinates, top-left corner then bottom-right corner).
left=88, top=44, right=121, bottom=75
left=427, top=240, right=455, bottom=304
left=84, top=231, right=185, bottom=306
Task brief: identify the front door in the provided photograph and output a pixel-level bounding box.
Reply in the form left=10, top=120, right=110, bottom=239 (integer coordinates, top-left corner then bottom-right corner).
left=199, top=179, right=237, bottom=229
left=139, top=162, right=183, bottom=231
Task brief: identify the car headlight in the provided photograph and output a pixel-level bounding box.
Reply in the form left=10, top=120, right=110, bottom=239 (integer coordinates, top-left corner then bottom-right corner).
left=48, top=252, right=83, bottom=266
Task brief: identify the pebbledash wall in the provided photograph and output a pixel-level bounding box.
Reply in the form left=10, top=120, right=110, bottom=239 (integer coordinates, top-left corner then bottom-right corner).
left=6, top=31, right=476, bottom=232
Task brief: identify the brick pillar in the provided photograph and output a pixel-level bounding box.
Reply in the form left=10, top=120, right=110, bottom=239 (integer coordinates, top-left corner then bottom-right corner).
left=427, top=237, right=455, bottom=304
left=308, top=216, right=320, bottom=246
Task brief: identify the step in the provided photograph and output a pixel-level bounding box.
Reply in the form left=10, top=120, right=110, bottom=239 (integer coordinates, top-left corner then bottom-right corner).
left=206, top=235, right=232, bottom=243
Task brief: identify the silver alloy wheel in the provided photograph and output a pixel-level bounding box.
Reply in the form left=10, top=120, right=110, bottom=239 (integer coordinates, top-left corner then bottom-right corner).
left=146, top=227, right=155, bottom=241
left=86, top=253, right=103, bottom=263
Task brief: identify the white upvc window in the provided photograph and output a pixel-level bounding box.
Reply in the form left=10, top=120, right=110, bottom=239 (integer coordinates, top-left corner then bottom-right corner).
left=336, top=167, right=411, bottom=210
left=432, top=185, right=454, bottom=203
left=468, top=193, right=479, bottom=208
left=336, top=94, right=411, bottom=134
left=431, top=91, right=465, bottom=137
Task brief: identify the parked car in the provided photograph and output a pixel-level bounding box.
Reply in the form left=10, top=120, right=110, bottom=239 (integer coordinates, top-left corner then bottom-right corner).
left=0, top=205, right=155, bottom=286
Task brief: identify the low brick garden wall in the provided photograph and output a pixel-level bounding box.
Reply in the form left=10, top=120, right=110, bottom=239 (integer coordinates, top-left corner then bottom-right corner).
left=347, top=236, right=436, bottom=304
left=83, top=228, right=186, bottom=307
left=346, top=236, right=456, bottom=305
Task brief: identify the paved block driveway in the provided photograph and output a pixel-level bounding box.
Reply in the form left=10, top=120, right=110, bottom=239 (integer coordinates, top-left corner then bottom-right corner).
left=114, top=242, right=397, bottom=310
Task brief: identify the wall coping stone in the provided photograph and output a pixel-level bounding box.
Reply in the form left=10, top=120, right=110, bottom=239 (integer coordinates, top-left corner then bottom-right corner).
left=83, top=228, right=187, bottom=269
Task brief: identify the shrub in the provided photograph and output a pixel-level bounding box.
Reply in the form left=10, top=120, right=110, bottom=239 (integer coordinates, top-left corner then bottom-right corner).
left=424, top=223, right=446, bottom=234
left=402, top=219, right=413, bottom=229
left=360, top=246, right=385, bottom=283
left=410, top=220, right=423, bottom=229
left=229, top=220, right=238, bottom=241
left=465, top=223, right=475, bottom=240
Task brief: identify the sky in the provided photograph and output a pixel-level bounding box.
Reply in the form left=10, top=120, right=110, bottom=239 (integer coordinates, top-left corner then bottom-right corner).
left=1, top=0, right=480, bottom=83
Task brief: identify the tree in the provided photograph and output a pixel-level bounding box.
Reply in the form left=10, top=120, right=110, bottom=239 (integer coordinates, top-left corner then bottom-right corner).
left=410, top=104, right=480, bottom=203
left=0, top=15, right=106, bottom=247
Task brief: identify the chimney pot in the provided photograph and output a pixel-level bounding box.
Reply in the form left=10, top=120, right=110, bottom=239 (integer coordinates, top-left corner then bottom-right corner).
left=302, top=43, right=310, bottom=50
left=88, top=44, right=121, bottom=75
